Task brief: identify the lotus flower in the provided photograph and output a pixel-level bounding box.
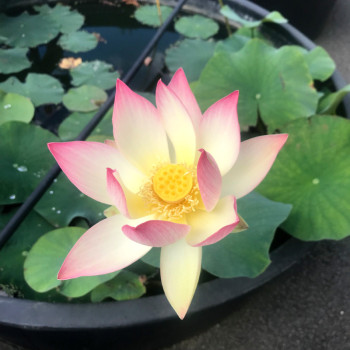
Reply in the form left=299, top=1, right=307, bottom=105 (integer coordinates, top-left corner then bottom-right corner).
left=48, top=68, right=287, bottom=319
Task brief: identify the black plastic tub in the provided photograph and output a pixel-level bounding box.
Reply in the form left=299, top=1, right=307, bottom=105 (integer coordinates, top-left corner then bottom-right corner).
left=0, top=0, right=349, bottom=349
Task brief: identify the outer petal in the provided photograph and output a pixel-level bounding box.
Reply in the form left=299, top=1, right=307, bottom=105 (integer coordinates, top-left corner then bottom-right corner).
left=48, top=142, right=146, bottom=200
left=160, top=239, right=202, bottom=319
left=168, top=68, right=202, bottom=132
left=156, top=80, right=196, bottom=166
left=199, top=91, right=240, bottom=176
left=222, top=134, right=288, bottom=199
left=197, top=149, right=222, bottom=211
left=122, top=220, right=190, bottom=247
left=113, top=79, right=169, bottom=175
left=186, top=196, right=239, bottom=247
left=58, top=215, right=151, bottom=280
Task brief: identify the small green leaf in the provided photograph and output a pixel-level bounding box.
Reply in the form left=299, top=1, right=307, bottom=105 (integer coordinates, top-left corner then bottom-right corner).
left=91, top=270, right=146, bottom=302
left=34, top=173, right=108, bottom=227
left=174, top=15, right=219, bottom=39
left=134, top=5, right=173, bottom=27
left=34, top=4, right=84, bottom=34
left=258, top=116, right=350, bottom=241
left=0, top=122, right=59, bottom=204
left=0, top=74, right=64, bottom=106
left=202, top=192, right=292, bottom=278
left=214, top=34, right=249, bottom=54
left=165, top=39, right=216, bottom=82
left=24, top=227, right=117, bottom=295
left=71, top=60, right=119, bottom=89
left=317, top=84, right=350, bottom=114
left=0, top=48, right=31, bottom=74
left=0, top=90, right=34, bottom=125
left=63, top=85, right=107, bottom=112
left=58, top=31, right=98, bottom=53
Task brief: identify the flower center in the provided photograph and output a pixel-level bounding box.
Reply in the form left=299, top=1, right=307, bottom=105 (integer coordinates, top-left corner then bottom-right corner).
left=152, top=164, right=193, bottom=204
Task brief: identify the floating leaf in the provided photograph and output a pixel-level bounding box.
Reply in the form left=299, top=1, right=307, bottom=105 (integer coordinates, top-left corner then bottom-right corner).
left=134, top=5, right=173, bottom=27
left=34, top=4, right=84, bottom=34
left=193, top=39, right=318, bottom=129
left=202, top=192, right=291, bottom=278
left=317, top=84, right=350, bottom=114
left=0, top=73, right=64, bottom=106
left=0, top=210, right=54, bottom=299
left=258, top=116, right=350, bottom=241
left=214, top=33, right=249, bottom=54
left=0, top=90, right=34, bottom=125
left=70, top=60, right=119, bottom=89
left=59, top=57, right=82, bottom=69
left=0, top=48, right=31, bottom=74
left=91, top=270, right=146, bottom=302
left=35, top=173, right=108, bottom=227
left=220, top=6, right=287, bottom=29
left=24, top=227, right=118, bottom=295
left=63, top=85, right=107, bottom=112
left=0, top=122, right=59, bottom=205
left=165, top=39, right=216, bottom=82
left=0, top=12, right=60, bottom=48
left=58, top=31, right=98, bottom=53
left=174, top=15, right=219, bottom=39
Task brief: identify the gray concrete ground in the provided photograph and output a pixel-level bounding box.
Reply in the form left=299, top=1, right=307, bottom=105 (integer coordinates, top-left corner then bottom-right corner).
left=1, top=0, right=350, bottom=349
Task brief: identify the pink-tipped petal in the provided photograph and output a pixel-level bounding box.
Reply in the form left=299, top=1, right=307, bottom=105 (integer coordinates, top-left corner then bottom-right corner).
left=156, top=80, right=196, bottom=166
left=186, top=196, right=239, bottom=247
left=222, top=134, right=288, bottom=199
left=199, top=91, right=240, bottom=175
left=122, top=220, right=190, bottom=247
left=48, top=142, right=146, bottom=201
left=197, top=149, right=222, bottom=211
left=106, top=168, right=130, bottom=217
left=113, top=79, right=169, bottom=175
left=58, top=215, right=151, bottom=280
left=160, top=239, right=202, bottom=319
left=168, top=68, right=202, bottom=132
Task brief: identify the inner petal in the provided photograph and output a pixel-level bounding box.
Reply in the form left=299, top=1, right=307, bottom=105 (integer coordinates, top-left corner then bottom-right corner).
left=153, top=164, right=193, bottom=203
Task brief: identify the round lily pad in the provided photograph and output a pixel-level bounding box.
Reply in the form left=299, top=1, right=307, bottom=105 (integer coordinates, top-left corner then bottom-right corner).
left=134, top=5, right=173, bottom=27
left=0, top=121, right=59, bottom=205
left=24, top=226, right=118, bottom=295
left=174, top=15, right=219, bottom=39
left=58, top=30, right=98, bottom=53
left=258, top=115, right=350, bottom=241
left=0, top=73, right=64, bottom=106
left=63, top=85, right=107, bottom=112
left=165, top=39, right=216, bottom=82
left=0, top=90, right=34, bottom=125
left=70, top=60, right=119, bottom=89
left=193, top=38, right=318, bottom=130
left=0, top=48, right=31, bottom=74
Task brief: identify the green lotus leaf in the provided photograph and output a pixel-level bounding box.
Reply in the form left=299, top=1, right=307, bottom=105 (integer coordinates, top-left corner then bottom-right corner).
left=71, top=60, right=120, bottom=89
left=63, top=85, right=107, bottom=112
left=317, top=84, right=350, bottom=114
left=214, top=33, right=249, bottom=54
left=221, top=5, right=287, bottom=29
left=174, top=15, right=219, bottom=39
left=24, top=226, right=118, bottom=295
left=257, top=115, right=350, bottom=241
left=202, top=192, right=291, bottom=278
left=91, top=270, right=146, bottom=302
left=0, top=48, right=31, bottom=74
left=0, top=122, right=59, bottom=205
left=0, top=12, right=60, bottom=48
left=58, top=30, right=98, bottom=53
left=0, top=210, right=54, bottom=299
left=34, top=173, right=108, bottom=227
left=134, top=5, right=173, bottom=27
left=193, top=38, right=318, bottom=129
left=0, top=90, right=34, bottom=125
left=165, top=39, right=216, bottom=82
left=0, top=73, right=64, bottom=106
left=34, top=4, right=84, bottom=34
